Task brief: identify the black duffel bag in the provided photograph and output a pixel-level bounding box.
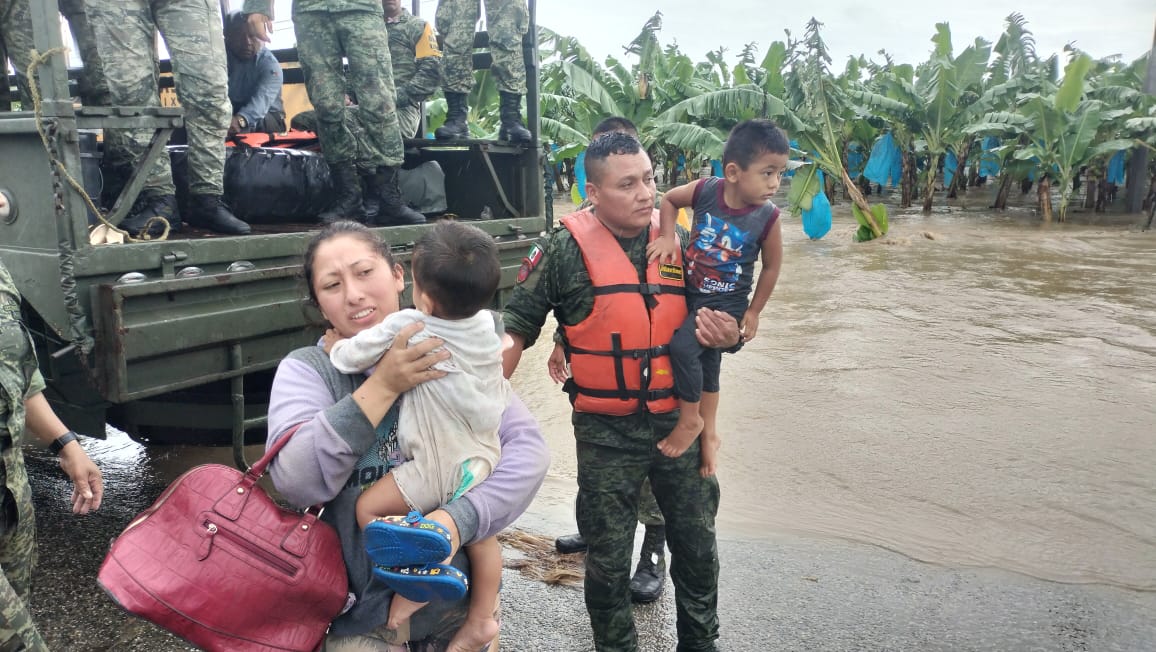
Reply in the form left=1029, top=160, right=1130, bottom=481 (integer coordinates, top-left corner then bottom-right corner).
left=171, top=145, right=332, bottom=224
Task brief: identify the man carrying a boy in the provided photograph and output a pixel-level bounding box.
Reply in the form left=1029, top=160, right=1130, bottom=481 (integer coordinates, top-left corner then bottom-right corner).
left=502, top=132, right=739, bottom=651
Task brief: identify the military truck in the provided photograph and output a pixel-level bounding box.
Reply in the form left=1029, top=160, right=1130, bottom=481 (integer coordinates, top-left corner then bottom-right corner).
left=0, top=1, right=549, bottom=464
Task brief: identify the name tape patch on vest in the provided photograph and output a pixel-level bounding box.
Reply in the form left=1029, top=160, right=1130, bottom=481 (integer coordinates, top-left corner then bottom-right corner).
left=658, top=263, right=684, bottom=282
left=516, top=243, right=544, bottom=284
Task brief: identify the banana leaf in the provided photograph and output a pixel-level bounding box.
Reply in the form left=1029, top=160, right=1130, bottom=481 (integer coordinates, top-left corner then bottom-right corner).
left=786, top=162, right=820, bottom=212
left=852, top=203, right=889, bottom=242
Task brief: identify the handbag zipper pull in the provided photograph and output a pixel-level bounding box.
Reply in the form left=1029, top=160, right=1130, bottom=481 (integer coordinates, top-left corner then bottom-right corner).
left=198, top=522, right=218, bottom=561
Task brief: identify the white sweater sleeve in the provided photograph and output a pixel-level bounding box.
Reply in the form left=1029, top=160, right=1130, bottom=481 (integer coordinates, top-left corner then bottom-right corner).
left=329, top=310, right=420, bottom=373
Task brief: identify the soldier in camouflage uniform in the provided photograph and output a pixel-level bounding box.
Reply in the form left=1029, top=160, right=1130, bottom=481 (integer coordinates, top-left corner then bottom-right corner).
left=553, top=117, right=670, bottom=605
left=244, top=0, right=425, bottom=227
left=383, top=0, right=441, bottom=139
left=434, top=0, right=531, bottom=143
left=502, top=133, right=738, bottom=651
left=291, top=0, right=440, bottom=219
left=87, top=0, right=251, bottom=236
left=0, top=253, right=103, bottom=652
left=0, top=0, right=108, bottom=108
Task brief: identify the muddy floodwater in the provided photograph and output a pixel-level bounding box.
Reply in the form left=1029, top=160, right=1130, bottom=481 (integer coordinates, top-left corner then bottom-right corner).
left=516, top=199, right=1156, bottom=593
left=25, top=198, right=1155, bottom=650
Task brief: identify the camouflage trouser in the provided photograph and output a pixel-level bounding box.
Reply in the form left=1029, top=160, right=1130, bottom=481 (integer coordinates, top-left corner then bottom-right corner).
left=292, top=101, right=419, bottom=161
left=575, top=417, right=720, bottom=652
left=58, top=0, right=110, bottom=106
left=0, top=0, right=34, bottom=105
left=435, top=0, right=527, bottom=95
left=396, top=102, right=421, bottom=140
left=88, top=0, right=230, bottom=196
left=293, top=10, right=403, bottom=168
left=0, top=445, right=45, bottom=651
left=636, top=477, right=663, bottom=527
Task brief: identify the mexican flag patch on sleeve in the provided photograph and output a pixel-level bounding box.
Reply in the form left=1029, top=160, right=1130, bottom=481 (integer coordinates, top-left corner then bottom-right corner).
left=516, top=243, right=544, bottom=284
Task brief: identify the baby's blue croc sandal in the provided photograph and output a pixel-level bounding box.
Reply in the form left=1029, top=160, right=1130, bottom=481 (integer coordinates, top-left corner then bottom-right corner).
left=372, top=563, right=469, bottom=602
left=364, top=511, right=453, bottom=567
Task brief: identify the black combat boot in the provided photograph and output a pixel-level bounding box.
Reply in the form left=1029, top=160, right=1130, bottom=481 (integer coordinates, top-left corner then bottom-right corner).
left=498, top=91, right=532, bottom=144
left=435, top=92, right=470, bottom=140
left=187, top=194, right=250, bottom=235
left=367, top=165, right=425, bottom=226
left=629, top=524, right=667, bottom=604
left=319, top=163, right=367, bottom=224
left=360, top=170, right=381, bottom=223
left=120, top=193, right=179, bottom=238
left=555, top=532, right=587, bottom=554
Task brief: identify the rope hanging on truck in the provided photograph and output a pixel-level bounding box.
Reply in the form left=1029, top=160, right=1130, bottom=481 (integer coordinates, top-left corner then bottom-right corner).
left=26, top=47, right=171, bottom=243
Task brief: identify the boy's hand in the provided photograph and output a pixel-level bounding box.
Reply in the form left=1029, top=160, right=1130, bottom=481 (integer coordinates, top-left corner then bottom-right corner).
left=322, top=328, right=342, bottom=354
left=646, top=234, right=680, bottom=264
left=740, top=310, right=760, bottom=342
left=546, top=343, right=569, bottom=384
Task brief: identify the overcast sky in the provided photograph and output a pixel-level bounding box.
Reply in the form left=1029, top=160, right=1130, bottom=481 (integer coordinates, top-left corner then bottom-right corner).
left=533, top=1, right=1154, bottom=69
left=245, top=0, right=1154, bottom=69
left=411, top=0, right=1152, bottom=71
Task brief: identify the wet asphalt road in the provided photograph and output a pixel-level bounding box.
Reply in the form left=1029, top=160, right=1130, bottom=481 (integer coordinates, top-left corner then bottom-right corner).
left=25, top=439, right=1156, bottom=652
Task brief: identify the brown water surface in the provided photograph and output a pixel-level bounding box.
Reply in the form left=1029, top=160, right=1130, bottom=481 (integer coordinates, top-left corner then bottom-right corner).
left=514, top=200, right=1156, bottom=592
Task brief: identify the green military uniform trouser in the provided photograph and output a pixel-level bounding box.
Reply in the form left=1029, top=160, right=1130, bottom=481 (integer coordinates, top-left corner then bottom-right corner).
left=291, top=101, right=420, bottom=164
left=87, top=0, right=230, bottom=196
left=575, top=413, right=720, bottom=652
left=57, top=0, right=110, bottom=106
left=435, top=0, right=526, bottom=95
left=293, top=10, right=404, bottom=168
left=0, top=445, right=42, bottom=652
left=0, top=0, right=36, bottom=106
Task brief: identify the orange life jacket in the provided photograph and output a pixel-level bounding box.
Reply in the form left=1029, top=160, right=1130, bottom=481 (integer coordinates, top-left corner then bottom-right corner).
left=560, top=210, right=688, bottom=416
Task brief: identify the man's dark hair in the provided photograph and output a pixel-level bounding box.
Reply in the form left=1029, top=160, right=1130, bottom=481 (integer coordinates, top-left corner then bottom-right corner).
left=592, top=116, right=638, bottom=138
left=412, top=221, right=500, bottom=319
left=584, top=131, right=644, bottom=184
left=722, top=119, right=790, bottom=169
left=224, top=11, right=248, bottom=36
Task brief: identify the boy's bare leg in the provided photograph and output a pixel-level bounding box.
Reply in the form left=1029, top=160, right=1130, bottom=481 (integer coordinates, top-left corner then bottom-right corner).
left=386, top=508, right=464, bottom=630
left=355, top=473, right=410, bottom=529
left=447, top=536, right=502, bottom=652
left=699, top=391, right=721, bottom=477
left=657, top=399, right=704, bottom=458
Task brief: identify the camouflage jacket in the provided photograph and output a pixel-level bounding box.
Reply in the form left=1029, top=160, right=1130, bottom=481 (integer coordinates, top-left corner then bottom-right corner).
left=1, top=257, right=44, bottom=499
left=386, top=9, right=442, bottom=107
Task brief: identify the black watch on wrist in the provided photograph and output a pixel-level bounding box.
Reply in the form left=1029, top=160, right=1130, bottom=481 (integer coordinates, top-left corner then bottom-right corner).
left=48, top=431, right=79, bottom=455
left=236, top=114, right=248, bottom=129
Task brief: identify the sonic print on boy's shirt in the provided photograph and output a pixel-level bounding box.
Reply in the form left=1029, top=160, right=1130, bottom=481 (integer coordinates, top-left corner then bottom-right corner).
left=686, top=212, right=753, bottom=294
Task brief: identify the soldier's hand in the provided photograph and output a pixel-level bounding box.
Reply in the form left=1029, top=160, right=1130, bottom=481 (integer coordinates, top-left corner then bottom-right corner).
left=547, top=342, right=569, bottom=384
left=59, top=444, right=103, bottom=515
left=247, top=12, right=274, bottom=43
left=694, top=308, right=741, bottom=349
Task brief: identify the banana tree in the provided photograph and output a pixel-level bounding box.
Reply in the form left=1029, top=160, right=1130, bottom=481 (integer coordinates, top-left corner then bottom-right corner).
left=647, top=37, right=799, bottom=174
left=912, top=25, right=991, bottom=212
left=960, top=14, right=1060, bottom=210
left=968, top=54, right=1133, bottom=221
left=786, top=18, right=886, bottom=241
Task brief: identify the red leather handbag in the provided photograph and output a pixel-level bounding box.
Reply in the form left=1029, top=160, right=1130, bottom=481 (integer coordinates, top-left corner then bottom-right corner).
left=97, top=430, right=349, bottom=652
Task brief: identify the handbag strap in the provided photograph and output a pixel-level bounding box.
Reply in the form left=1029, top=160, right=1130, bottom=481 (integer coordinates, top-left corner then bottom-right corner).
left=214, top=425, right=304, bottom=521
left=246, top=424, right=300, bottom=482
